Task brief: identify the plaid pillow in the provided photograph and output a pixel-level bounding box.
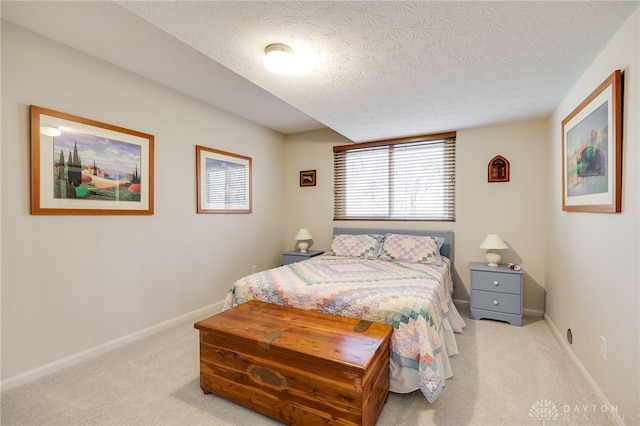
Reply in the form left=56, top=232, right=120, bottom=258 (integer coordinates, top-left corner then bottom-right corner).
left=329, top=234, right=382, bottom=259
left=380, top=233, right=442, bottom=264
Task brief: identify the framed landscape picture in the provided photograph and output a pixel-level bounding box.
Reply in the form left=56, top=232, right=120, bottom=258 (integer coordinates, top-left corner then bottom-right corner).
left=196, top=145, right=252, bottom=214
left=30, top=105, right=154, bottom=215
left=562, top=70, right=622, bottom=213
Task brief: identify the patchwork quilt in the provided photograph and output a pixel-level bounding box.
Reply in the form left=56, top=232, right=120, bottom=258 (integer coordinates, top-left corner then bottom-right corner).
left=223, top=254, right=455, bottom=402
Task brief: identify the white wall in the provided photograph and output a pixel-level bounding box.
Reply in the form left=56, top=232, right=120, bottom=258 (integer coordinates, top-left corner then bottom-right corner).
left=547, top=9, right=639, bottom=421
left=283, top=128, right=348, bottom=251
left=284, top=123, right=549, bottom=313
left=456, top=121, right=548, bottom=311
left=1, top=22, right=286, bottom=380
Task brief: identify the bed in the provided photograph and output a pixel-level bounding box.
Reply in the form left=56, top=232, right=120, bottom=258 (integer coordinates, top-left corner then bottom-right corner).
left=222, top=227, right=465, bottom=403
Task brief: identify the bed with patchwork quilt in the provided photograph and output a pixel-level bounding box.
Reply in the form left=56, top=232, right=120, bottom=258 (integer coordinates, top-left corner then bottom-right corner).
left=223, top=228, right=465, bottom=403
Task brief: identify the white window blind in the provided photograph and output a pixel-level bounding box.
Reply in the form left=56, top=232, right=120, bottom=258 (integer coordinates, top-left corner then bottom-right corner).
left=334, top=133, right=456, bottom=221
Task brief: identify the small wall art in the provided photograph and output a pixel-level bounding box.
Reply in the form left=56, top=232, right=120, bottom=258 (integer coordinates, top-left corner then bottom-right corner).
left=488, top=155, right=510, bottom=182
left=30, top=105, right=154, bottom=215
left=300, top=170, right=316, bottom=187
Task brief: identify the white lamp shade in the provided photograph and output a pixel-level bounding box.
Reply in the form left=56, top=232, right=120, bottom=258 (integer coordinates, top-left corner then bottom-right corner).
left=479, top=233, right=508, bottom=266
left=479, top=234, right=508, bottom=250
left=295, top=228, right=313, bottom=241
left=295, top=228, right=312, bottom=252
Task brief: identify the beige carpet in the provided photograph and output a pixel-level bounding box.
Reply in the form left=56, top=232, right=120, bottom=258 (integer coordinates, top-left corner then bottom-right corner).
left=0, top=304, right=615, bottom=425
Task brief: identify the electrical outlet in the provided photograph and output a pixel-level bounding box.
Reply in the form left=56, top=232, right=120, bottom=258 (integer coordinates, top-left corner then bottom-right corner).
left=600, top=336, right=607, bottom=360
left=252, top=265, right=257, bottom=274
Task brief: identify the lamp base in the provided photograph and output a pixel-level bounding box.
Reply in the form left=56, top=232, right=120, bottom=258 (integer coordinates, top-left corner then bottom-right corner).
left=485, top=250, right=501, bottom=267
left=297, top=241, right=309, bottom=253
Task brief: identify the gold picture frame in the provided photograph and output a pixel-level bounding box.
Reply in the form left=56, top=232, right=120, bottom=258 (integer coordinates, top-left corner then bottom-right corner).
left=30, top=105, right=154, bottom=215
left=561, top=70, right=622, bottom=213
left=196, top=145, right=252, bottom=214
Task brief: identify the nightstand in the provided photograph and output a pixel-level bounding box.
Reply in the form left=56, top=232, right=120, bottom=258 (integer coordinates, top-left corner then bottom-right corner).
left=282, top=250, right=324, bottom=265
left=469, top=262, right=524, bottom=326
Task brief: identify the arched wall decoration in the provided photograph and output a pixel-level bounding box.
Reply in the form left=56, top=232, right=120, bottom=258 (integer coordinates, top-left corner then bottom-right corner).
left=488, top=155, right=510, bottom=182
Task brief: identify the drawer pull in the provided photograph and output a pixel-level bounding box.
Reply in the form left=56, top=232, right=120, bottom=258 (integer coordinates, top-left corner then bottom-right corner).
left=493, top=280, right=499, bottom=286
left=493, top=300, right=499, bottom=305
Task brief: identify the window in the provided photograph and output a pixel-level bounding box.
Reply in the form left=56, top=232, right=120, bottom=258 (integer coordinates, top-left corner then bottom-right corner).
left=334, top=132, right=456, bottom=221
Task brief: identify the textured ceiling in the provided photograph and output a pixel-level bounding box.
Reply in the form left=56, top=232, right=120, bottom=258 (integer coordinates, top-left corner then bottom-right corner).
left=2, top=1, right=638, bottom=142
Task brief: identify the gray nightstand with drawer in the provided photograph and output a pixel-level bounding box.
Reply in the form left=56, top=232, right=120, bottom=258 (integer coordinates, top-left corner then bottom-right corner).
left=282, top=250, right=324, bottom=265
left=469, top=261, right=524, bottom=326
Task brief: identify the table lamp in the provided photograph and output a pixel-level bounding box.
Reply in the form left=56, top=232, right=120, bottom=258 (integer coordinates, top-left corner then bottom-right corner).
left=295, top=228, right=313, bottom=252
left=479, top=234, right=508, bottom=266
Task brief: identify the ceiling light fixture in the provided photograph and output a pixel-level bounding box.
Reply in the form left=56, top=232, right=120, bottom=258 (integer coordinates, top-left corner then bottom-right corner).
left=263, top=43, right=293, bottom=74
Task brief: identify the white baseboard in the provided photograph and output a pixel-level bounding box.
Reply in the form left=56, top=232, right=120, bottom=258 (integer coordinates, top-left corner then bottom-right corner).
left=544, top=313, right=624, bottom=426
left=0, top=301, right=224, bottom=392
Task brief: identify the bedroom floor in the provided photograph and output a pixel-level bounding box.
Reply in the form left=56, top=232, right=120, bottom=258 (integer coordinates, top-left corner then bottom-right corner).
left=0, top=303, right=616, bottom=425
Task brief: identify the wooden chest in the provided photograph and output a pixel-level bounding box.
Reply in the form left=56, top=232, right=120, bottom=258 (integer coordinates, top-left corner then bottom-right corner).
left=194, top=300, right=393, bottom=425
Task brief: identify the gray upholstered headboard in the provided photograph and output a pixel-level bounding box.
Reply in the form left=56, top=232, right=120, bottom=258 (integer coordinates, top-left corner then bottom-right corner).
left=333, top=227, right=454, bottom=265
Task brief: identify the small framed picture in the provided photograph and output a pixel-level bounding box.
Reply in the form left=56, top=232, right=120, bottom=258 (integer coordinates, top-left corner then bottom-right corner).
left=300, top=170, right=316, bottom=187
left=488, top=155, right=510, bottom=182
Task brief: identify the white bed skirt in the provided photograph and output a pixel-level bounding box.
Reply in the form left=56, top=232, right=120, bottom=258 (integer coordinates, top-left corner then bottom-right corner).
left=389, top=302, right=466, bottom=394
